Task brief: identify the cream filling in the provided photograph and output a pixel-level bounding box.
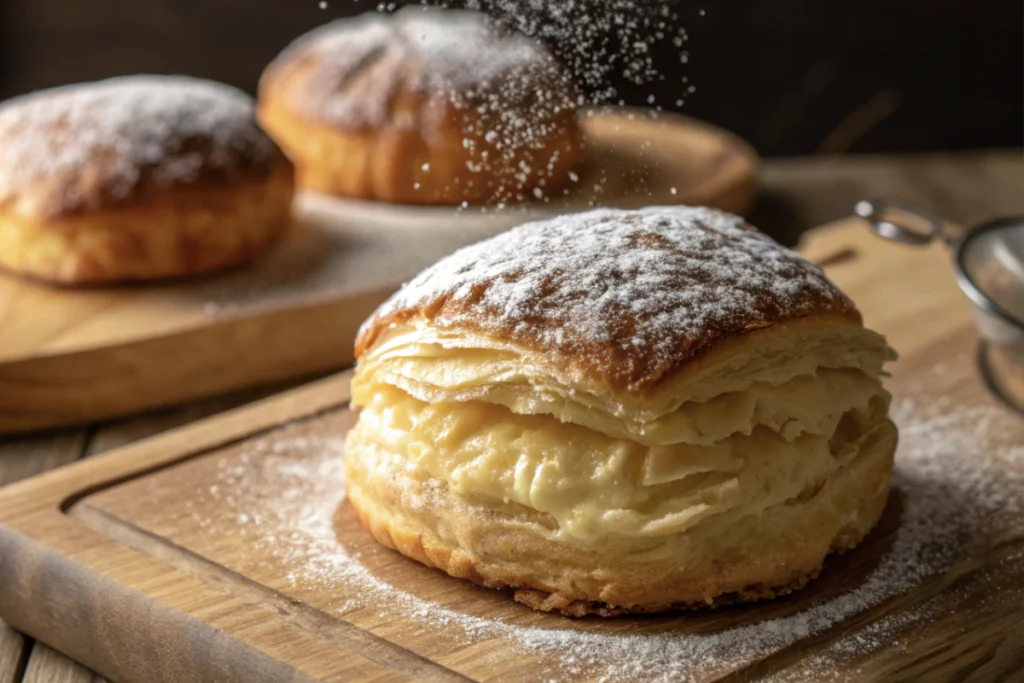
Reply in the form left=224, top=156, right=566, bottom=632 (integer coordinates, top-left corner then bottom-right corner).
left=351, top=385, right=888, bottom=543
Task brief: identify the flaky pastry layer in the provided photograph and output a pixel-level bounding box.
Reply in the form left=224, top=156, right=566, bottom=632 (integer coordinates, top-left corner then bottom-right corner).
left=354, top=320, right=891, bottom=445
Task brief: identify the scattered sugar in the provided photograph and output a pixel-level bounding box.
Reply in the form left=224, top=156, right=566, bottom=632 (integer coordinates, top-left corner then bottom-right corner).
left=197, top=376, right=1022, bottom=681
left=459, top=0, right=689, bottom=101
left=0, top=75, right=279, bottom=215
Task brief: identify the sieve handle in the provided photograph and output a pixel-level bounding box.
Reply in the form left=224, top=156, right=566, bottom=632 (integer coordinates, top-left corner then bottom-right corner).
left=854, top=198, right=953, bottom=246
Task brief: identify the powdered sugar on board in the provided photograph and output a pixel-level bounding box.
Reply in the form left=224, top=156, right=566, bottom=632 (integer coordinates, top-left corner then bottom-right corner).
left=0, top=75, right=280, bottom=216
left=189, top=365, right=1022, bottom=682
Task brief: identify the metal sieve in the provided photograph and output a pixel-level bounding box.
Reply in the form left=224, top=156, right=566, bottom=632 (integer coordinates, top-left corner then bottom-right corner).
left=855, top=198, right=1024, bottom=414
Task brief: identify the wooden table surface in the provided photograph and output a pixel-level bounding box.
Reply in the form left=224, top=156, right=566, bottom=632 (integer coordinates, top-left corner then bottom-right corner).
left=1, top=150, right=1022, bottom=683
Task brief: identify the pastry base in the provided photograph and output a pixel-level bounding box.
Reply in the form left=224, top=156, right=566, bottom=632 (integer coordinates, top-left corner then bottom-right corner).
left=343, top=419, right=897, bottom=617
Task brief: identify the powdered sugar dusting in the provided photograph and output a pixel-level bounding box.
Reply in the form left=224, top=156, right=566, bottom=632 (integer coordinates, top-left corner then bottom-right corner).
left=0, top=75, right=280, bottom=216
left=268, top=8, right=574, bottom=129
left=194, top=369, right=1022, bottom=681
left=362, top=207, right=854, bottom=386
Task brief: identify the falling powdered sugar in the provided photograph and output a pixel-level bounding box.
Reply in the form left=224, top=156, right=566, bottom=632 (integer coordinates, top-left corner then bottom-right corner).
left=459, top=0, right=691, bottom=105
left=262, top=6, right=582, bottom=205
left=268, top=0, right=694, bottom=205
left=202, top=376, right=1023, bottom=681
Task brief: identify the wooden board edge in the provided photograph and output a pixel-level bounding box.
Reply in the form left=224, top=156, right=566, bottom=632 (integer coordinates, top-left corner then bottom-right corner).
left=0, top=511, right=473, bottom=683
left=0, top=288, right=387, bottom=436
left=64, top=504, right=474, bottom=683
left=0, top=525, right=319, bottom=683
left=0, top=367, right=478, bottom=683
left=0, top=371, right=352, bottom=514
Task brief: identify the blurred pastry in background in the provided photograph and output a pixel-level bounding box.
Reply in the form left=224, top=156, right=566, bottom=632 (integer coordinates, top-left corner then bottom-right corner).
left=258, top=7, right=584, bottom=206
left=0, top=75, right=293, bottom=285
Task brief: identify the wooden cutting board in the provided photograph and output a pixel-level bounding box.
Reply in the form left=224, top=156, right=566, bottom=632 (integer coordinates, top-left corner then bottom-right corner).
left=0, top=109, right=757, bottom=436
left=0, top=218, right=1020, bottom=683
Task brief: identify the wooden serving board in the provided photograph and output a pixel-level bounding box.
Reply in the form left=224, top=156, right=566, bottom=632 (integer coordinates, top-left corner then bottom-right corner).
left=0, top=218, right=1020, bottom=683
left=0, top=109, right=757, bottom=436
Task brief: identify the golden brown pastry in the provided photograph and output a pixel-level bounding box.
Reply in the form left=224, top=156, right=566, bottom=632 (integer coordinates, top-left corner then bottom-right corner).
left=345, top=206, right=898, bottom=616
left=258, top=7, right=583, bottom=206
left=0, top=75, right=293, bottom=285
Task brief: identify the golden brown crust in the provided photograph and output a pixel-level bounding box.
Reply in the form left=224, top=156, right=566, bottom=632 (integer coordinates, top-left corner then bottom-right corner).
left=258, top=95, right=582, bottom=205
left=0, top=167, right=294, bottom=285
left=344, top=418, right=896, bottom=616
left=0, top=75, right=290, bottom=221
left=509, top=569, right=825, bottom=617
left=355, top=207, right=862, bottom=394
left=258, top=8, right=584, bottom=205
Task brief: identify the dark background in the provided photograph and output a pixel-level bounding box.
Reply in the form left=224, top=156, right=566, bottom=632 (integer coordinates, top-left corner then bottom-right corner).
left=1, top=0, right=1021, bottom=156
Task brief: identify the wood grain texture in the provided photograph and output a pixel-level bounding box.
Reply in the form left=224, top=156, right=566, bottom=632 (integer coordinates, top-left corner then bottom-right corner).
left=0, top=431, right=84, bottom=683
left=0, top=379, right=309, bottom=683
left=0, top=433, right=88, bottom=683
left=0, top=624, right=29, bottom=683
left=82, top=381, right=308, bottom=458
left=0, top=217, right=1020, bottom=682
left=754, top=149, right=1024, bottom=247
left=0, top=375, right=416, bottom=683
left=21, top=644, right=105, bottom=683
left=0, top=109, right=757, bottom=437
left=0, top=433, right=87, bottom=499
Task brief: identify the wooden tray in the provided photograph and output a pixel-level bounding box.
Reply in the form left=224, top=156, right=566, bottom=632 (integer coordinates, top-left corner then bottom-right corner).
left=1, top=218, right=1019, bottom=683
left=0, top=109, right=758, bottom=436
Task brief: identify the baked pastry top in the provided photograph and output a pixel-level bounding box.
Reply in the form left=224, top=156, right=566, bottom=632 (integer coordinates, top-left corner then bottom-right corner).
left=346, top=207, right=897, bottom=614
left=258, top=7, right=584, bottom=205
left=263, top=8, right=576, bottom=130
left=0, top=75, right=293, bottom=285
left=0, top=75, right=286, bottom=221
left=356, top=207, right=866, bottom=394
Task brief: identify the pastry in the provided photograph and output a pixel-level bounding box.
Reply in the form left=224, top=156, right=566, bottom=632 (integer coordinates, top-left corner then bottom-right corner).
left=0, top=75, right=293, bottom=285
left=258, top=7, right=583, bottom=205
left=344, top=206, right=898, bottom=616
